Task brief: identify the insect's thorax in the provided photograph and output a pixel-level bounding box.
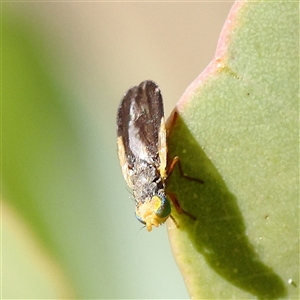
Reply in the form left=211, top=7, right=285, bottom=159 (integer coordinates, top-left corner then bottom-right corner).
left=131, top=159, right=165, bottom=204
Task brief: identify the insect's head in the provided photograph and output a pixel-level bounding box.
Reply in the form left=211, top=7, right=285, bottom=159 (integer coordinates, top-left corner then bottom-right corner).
left=135, top=195, right=171, bottom=231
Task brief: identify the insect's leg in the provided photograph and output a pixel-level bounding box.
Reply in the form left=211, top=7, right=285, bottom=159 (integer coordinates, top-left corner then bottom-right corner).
left=168, top=192, right=197, bottom=221
left=168, top=156, right=204, bottom=184
left=166, top=156, right=201, bottom=222
left=169, top=214, right=179, bottom=228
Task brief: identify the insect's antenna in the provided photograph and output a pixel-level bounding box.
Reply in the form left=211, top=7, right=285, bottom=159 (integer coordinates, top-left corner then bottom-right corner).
left=135, top=225, right=146, bottom=236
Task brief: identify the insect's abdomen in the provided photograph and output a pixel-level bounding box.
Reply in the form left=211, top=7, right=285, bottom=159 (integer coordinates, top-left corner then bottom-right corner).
left=132, top=160, right=165, bottom=205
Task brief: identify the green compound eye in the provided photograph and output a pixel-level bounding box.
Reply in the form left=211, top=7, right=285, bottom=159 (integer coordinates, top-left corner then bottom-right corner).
left=153, top=195, right=171, bottom=218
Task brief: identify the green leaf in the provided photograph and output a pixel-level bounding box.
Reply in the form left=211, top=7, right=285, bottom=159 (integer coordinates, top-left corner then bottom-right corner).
left=167, top=1, right=298, bottom=299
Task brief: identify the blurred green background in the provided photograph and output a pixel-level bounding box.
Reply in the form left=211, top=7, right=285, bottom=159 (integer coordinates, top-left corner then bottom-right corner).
left=2, top=2, right=233, bottom=298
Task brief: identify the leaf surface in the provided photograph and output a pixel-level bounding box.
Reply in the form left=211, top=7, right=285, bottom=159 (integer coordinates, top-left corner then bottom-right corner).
left=167, top=1, right=298, bottom=299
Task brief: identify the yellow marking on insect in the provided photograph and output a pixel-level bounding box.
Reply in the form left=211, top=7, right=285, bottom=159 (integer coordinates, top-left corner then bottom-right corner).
left=117, top=136, right=133, bottom=188
left=135, top=196, right=170, bottom=232
left=158, top=117, right=167, bottom=180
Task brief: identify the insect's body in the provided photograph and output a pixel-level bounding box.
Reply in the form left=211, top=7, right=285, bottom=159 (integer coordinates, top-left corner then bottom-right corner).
left=131, top=160, right=163, bottom=205
left=117, top=80, right=200, bottom=231
left=131, top=159, right=171, bottom=228
left=117, top=81, right=171, bottom=231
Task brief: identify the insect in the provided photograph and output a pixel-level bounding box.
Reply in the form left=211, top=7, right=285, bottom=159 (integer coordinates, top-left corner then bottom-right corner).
left=117, top=80, right=202, bottom=231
